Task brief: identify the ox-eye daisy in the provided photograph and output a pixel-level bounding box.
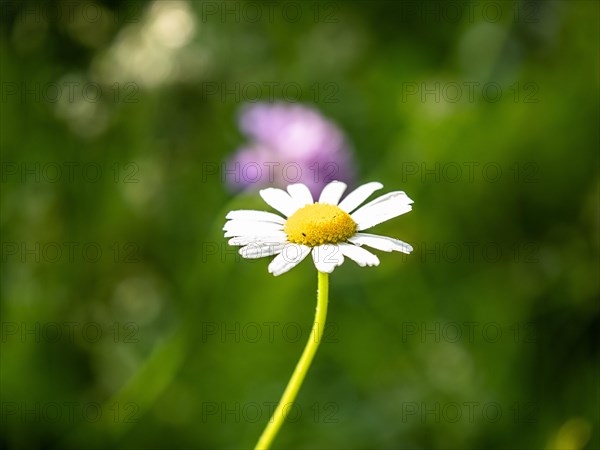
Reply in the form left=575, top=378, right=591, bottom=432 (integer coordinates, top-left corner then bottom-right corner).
left=224, top=180, right=413, bottom=275
left=224, top=180, right=414, bottom=450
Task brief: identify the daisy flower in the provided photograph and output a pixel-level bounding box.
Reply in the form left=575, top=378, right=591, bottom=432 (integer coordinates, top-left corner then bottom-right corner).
left=224, top=180, right=413, bottom=275
left=226, top=180, right=414, bottom=449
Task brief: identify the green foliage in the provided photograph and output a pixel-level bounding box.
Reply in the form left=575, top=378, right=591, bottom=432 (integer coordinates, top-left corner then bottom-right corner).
left=1, top=1, right=598, bottom=449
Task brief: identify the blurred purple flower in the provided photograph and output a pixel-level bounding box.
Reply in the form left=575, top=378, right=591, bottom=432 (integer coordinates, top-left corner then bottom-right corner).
left=225, top=103, right=356, bottom=196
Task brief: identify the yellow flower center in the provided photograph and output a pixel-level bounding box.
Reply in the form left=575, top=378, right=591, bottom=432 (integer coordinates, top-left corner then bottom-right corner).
left=284, top=203, right=357, bottom=247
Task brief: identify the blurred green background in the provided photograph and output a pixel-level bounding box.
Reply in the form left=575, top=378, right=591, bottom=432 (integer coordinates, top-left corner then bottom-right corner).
left=1, top=1, right=599, bottom=449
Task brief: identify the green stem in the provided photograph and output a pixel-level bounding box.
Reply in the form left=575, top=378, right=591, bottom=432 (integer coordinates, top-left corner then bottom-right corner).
left=254, top=271, right=330, bottom=450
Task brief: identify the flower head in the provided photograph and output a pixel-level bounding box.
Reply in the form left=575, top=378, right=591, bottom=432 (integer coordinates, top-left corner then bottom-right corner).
left=225, top=103, right=356, bottom=196
left=224, top=180, right=413, bottom=276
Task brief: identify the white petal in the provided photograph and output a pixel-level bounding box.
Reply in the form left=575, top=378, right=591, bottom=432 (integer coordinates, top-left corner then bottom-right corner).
left=225, top=230, right=286, bottom=238
left=260, top=188, right=302, bottom=217
left=337, top=182, right=384, bottom=213
left=318, top=181, right=347, bottom=205
left=240, top=242, right=286, bottom=259
left=228, top=234, right=287, bottom=246
left=356, top=190, right=413, bottom=210
left=351, top=191, right=413, bottom=231
left=223, top=220, right=283, bottom=234
left=224, top=229, right=285, bottom=239
left=268, top=244, right=311, bottom=276
left=338, top=243, right=380, bottom=267
left=311, top=244, right=345, bottom=273
left=349, top=233, right=413, bottom=254
left=287, top=183, right=313, bottom=206
left=226, top=210, right=286, bottom=224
